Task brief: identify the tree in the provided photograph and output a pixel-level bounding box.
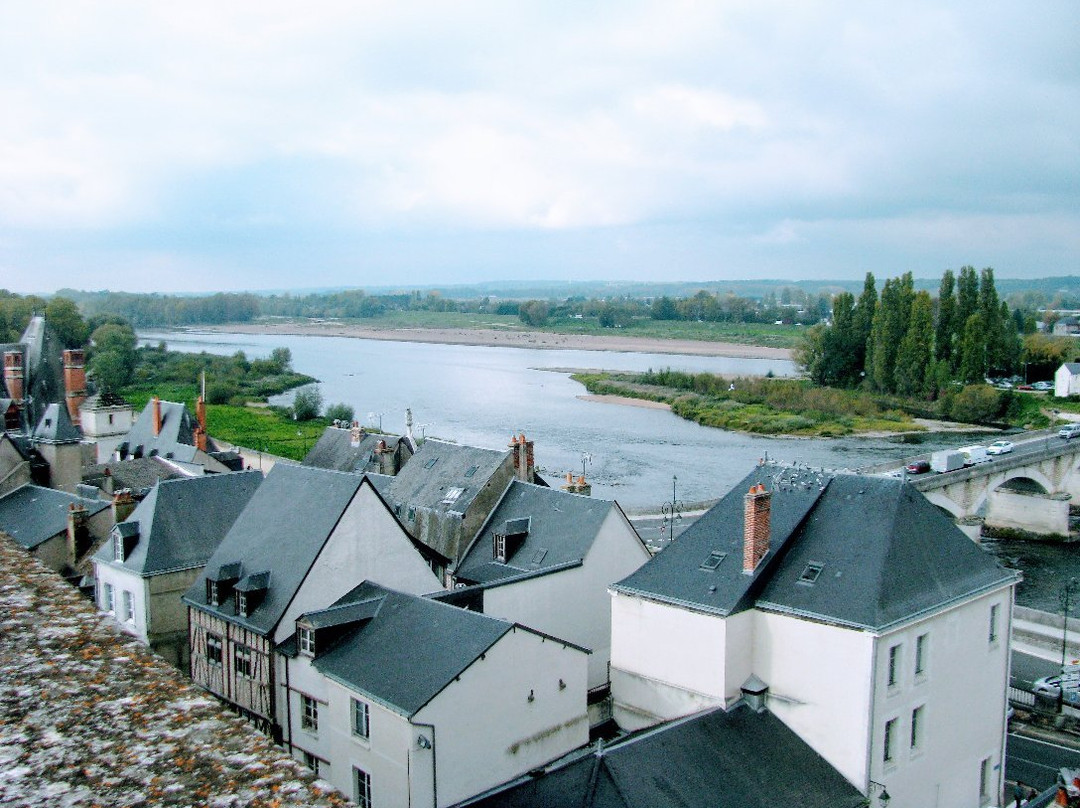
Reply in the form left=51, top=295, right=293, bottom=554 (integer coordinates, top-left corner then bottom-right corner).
left=650, top=296, right=679, bottom=320
left=894, top=291, right=934, bottom=398
left=88, top=323, right=137, bottom=392
left=45, top=296, right=89, bottom=348
left=852, top=273, right=877, bottom=383
left=935, top=270, right=955, bottom=364
left=957, top=313, right=988, bottom=384
left=949, top=384, right=1002, bottom=424
left=270, top=347, right=292, bottom=373
left=326, top=402, right=354, bottom=423
left=518, top=300, right=550, bottom=327
left=293, top=386, right=323, bottom=421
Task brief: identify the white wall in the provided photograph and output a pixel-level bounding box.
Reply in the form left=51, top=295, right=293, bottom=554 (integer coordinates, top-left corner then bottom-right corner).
left=609, top=591, right=727, bottom=729
left=274, top=483, right=444, bottom=645
left=93, top=559, right=149, bottom=643
left=285, top=624, right=589, bottom=808
left=480, top=508, right=650, bottom=691
left=1056, top=365, right=1080, bottom=399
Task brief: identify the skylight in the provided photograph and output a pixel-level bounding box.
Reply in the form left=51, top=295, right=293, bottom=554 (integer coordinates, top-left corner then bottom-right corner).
left=441, top=486, right=465, bottom=505
left=464, top=465, right=478, bottom=478
left=699, top=551, right=726, bottom=571
left=799, top=562, right=824, bottom=583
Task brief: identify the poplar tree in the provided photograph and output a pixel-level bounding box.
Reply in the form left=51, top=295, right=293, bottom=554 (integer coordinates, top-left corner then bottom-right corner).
left=895, top=291, right=934, bottom=397
left=852, top=273, right=877, bottom=382
left=935, top=270, right=956, bottom=364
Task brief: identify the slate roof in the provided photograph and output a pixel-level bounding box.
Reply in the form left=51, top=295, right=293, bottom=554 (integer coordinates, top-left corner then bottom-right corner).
left=0, top=484, right=109, bottom=551
left=455, top=480, right=625, bottom=585
left=183, top=464, right=369, bottom=637
left=386, top=439, right=509, bottom=517
left=80, top=391, right=131, bottom=411
left=93, top=471, right=263, bottom=576
left=614, top=464, right=1018, bottom=630
left=83, top=457, right=199, bottom=498
left=461, top=704, right=865, bottom=808
left=302, top=426, right=405, bottom=474
left=300, top=582, right=515, bottom=717
left=32, top=402, right=82, bottom=444
left=1063, top=363, right=1080, bottom=374
left=118, top=399, right=197, bottom=459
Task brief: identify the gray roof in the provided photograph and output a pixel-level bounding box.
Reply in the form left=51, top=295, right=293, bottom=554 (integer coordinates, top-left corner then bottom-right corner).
left=183, top=464, right=369, bottom=636
left=387, top=439, right=509, bottom=516
left=0, top=484, right=109, bottom=551
left=456, top=480, right=624, bottom=585
left=93, top=471, right=263, bottom=576
left=302, top=427, right=404, bottom=474
left=1063, top=363, right=1080, bottom=374
left=614, top=465, right=1017, bottom=630
left=118, top=399, right=197, bottom=459
left=301, top=582, right=514, bottom=716
left=80, top=391, right=131, bottom=411
left=462, top=704, right=865, bottom=808
left=83, top=457, right=198, bottom=497
left=32, top=402, right=82, bottom=444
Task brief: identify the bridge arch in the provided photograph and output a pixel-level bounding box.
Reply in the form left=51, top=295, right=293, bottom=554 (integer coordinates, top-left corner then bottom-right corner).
left=922, top=491, right=963, bottom=520
left=994, top=475, right=1051, bottom=495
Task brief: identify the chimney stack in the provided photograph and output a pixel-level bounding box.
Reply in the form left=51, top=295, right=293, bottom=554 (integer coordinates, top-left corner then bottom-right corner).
left=194, top=394, right=208, bottom=452
left=509, top=433, right=535, bottom=482
left=62, top=349, right=87, bottom=427
left=743, top=484, right=771, bottom=573
left=112, top=489, right=136, bottom=524
left=3, top=350, right=24, bottom=402
left=66, top=502, right=89, bottom=567
left=152, top=396, right=162, bottom=436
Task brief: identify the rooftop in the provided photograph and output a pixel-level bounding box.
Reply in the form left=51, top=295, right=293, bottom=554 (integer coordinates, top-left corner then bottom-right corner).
left=0, top=484, right=109, bottom=551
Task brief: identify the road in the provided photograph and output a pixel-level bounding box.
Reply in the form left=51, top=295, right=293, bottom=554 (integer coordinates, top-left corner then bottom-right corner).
left=879, top=428, right=1067, bottom=479
left=1007, top=733, right=1080, bottom=792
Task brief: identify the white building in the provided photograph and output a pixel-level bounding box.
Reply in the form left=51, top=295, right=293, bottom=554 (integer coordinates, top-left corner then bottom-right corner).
left=453, top=480, right=651, bottom=721
left=92, top=471, right=262, bottom=668
left=1055, top=362, right=1080, bottom=398
left=282, top=582, right=589, bottom=808
left=609, top=465, right=1019, bottom=808
left=79, top=392, right=135, bottom=464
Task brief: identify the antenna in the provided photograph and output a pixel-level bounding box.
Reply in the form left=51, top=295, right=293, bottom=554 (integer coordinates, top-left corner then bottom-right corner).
left=580, top=451, right=593, bottom=478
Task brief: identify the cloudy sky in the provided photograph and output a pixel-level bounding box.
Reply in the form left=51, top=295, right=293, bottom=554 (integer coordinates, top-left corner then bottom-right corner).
left=1, top=2, right=1077, bottom=294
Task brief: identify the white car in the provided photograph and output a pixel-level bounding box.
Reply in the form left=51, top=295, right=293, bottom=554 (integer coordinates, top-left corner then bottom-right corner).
left=986, top=440, right=1014, bottom=455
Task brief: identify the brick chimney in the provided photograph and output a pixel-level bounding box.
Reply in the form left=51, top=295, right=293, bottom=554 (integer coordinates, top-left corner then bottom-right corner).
left=66, top=502, right=89, bottom=567
left=743, top=484, right=771, bottom=573
left=63, top=349, right=87, bottom=427
left=152, top=396, right=162, bottom=436
left=3, top=350, right=24, bottom=402
left=194, top=394, right=208, bottom=452
left=509, top=433, right=535, bottom=482
left=112, top=489, right=136, bottom=524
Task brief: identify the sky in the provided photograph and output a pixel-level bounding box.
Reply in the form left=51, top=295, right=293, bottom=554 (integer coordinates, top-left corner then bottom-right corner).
left=1, top=1, right=1077, bottom=295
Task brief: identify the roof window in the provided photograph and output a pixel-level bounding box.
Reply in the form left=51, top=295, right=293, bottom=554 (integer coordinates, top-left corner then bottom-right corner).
left=464, top=465, right=478, bottom=478
left=799, top=562, right=824, bottom=584
left=699, top=551, right=727, bottom=571
left=441, top=486, right=465, bottom=505
left=424, top=458, right=438, bottom=469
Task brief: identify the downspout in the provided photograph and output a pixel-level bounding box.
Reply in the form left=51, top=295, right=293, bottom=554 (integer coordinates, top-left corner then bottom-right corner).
left=998, top=587, right=1016, bottom=804
left=863, top=632, right=879, bottom=800
left=413, top=721, right=436, bottom=808
left=283, top=656, right=294, bottom=755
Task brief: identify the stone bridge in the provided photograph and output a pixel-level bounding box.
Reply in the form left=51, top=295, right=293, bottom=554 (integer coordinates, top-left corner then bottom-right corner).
left=909, top=437, right=1080, bottom=538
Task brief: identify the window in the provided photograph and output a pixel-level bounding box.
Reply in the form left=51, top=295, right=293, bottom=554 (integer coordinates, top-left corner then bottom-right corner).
left=354, top=767, right=372, bottom=808
left=206, top=633, right=223, bottom=666
left=302, top=751, right=323, bottom=774
left=915, top=633, right=928, bottom=676
left=699, top=551, right=727, bottom=571
left=799, top=562, right=824, bottom=583
left=206, top=580, right=220, bottom=607
left=298, top=626, right=315, bottom=656
left=887, top=644, right=901, bottom=687
left=883, top=718, right=897, bottom=763
left=979, top=756, right=992, bottom=804
left=464, top=465, right=478, bottom=478
left=989, top=604, right=1000, bottom=644
left=352, top=698, right=370, bottom=739
left=300, top=694, right=319, bottom=733
left=121, top=590, right=135, bottom=623
left=424, top=458, right=438, bottom=469
left=236, top=590, right=249, bottom=617
left=102, top=582, right=115, bottom=613
left=910, top=705, right=924, bottom=750
left=441, top=486, right=464, bottom=505
left=113, top=532, right=124, bottom=561
left=494, top=533, right=507, bottom=562
left=234, top=644, right=253, bottom=678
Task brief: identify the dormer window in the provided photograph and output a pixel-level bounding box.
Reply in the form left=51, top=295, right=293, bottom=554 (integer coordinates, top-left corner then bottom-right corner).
left=494, top=533, right=507, bottom=562
left=112, top=523, right=139, bottom=562
left=236, top=590, right=249, bottom=617
left=113, top=533, right=124, bottom=561
left=207, top=580, right=221, bottom=606
left=298, top=625, right=315, bottom=656
left=233, top=570, right=270, bottom=617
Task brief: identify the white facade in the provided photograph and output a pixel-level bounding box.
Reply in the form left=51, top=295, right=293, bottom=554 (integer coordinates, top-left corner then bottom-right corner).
left=610, top=583, right=1014, bottom=808
left=285, top=622, right=589, bottom=807
left=475, top=508, right=651, bottom=693
left=80, top=402, right=134, bottom=463
left=1056, top=364, right=1080, bottom=398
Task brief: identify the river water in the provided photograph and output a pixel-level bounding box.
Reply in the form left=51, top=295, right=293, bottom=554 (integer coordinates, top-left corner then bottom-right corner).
left=139, top=329, right=996, bottom=511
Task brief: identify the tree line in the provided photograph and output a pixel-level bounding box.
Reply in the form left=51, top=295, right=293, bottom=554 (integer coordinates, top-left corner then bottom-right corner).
left=796, top=267, right=1023, bottom=397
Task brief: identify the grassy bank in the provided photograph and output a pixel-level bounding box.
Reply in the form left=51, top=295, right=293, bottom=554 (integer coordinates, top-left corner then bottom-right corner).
left=572, top=370, right=1053, bottom=437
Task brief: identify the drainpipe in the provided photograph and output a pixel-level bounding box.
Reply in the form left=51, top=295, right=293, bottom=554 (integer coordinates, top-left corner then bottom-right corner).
left=283, top=656, right=294, bottom=755
left=412, top=721, right=436, bottom=808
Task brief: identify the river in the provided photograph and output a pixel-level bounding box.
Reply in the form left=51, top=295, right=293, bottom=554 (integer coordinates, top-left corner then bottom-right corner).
left=139, top=329, right=998, bottom=511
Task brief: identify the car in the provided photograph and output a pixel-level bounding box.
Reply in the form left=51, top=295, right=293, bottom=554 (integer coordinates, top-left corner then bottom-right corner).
left=905, top=460, right=931, bottom=474
left=1033, top=669, right=1080, bottom=707
left=1017, top=384, right=1034, bottom=391
left=986, top=440, right=1014, bottom=455
left=1033, top=381, right=1053, bottom=391
left=1061, top=423, right=1080, bottom=440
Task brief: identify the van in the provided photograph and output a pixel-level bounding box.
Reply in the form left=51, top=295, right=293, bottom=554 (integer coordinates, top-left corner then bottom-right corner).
left=1060, top=423, right=1080, bottom=440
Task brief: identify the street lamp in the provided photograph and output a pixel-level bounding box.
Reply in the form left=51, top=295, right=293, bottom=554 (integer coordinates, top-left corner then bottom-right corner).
left=868, top=780, right=891, bottom=807
left=660, top=475, right=683, bottom=543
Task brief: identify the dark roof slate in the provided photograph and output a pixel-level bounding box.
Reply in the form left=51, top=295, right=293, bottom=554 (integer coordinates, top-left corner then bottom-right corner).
left=386, top=439, right=508, bottom=517
left=83, top=457, right=196, bottom=497
left=183, top=464, right=366, bottom=636
left=456, top=480, right=618, bottom=585
left=302, top=426, right=402, bottom=474
left=119, top=399, right=197, bottom=459
left=93, top=471, right=263, bottom=576
left=0, top=484, right=109, bottom=550
left=461, top=704, right=865, bottom=808
left=304, top=582, right=513, bottom=716
left=32, top=402, right=82, bottom=444
left=614, top=465, right=1017, bottom=630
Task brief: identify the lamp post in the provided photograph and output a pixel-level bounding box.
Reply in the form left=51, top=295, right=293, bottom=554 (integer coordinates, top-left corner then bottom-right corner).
left=660, top=475, right=683, bottom=544
left=868, top=780, right=891, bottom=807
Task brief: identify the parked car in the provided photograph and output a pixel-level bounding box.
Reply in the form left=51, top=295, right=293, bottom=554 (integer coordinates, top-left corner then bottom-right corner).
left=1033, top=669, right=1080, bottom=707
left=1061, top=423, right=1080, bottom=440
left=1033, top=381, right=1053, bottom=391
left=905, top=460, right=931, bottom=474
left=986, top=440, right=1014, bottom=455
